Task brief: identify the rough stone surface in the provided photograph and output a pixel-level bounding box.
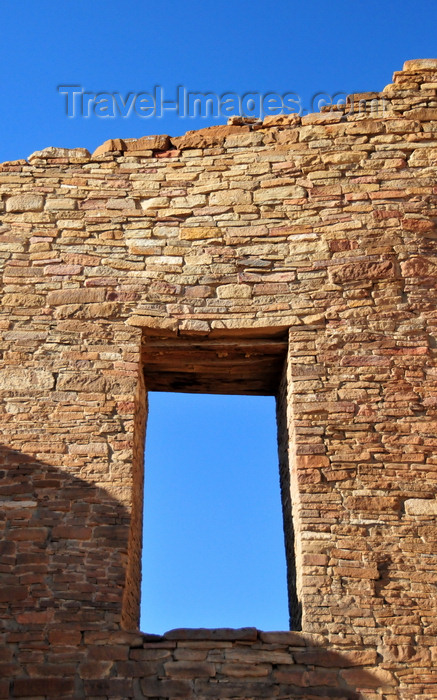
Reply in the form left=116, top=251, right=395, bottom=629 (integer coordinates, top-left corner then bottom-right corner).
left=1, top=60, right=437, bottom=698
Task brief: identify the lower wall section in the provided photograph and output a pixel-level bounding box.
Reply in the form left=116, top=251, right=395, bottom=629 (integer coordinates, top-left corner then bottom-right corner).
left=5, top=628, right=405, bottom=700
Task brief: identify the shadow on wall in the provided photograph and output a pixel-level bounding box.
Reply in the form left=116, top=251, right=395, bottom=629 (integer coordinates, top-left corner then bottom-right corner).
left=0, top=443, right=129, bottom=632
left=0, top=444, right=393, bottom=699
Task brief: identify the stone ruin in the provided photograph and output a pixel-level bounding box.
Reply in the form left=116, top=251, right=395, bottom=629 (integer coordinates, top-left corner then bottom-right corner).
left=1, top=59, right=437, bottom=698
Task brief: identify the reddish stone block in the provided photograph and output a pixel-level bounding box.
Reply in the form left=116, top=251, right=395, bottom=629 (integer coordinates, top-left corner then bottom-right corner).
left=163, top=661, right=216, bottom=678
left=294, top=649, right=377, bottom=667
left=340, top=667, right=395, bottom=689
left=12, top=678, right=74, bottom=697
left=51, top=525, right=92, bottom=539
left=8, top=528, right=48, bottom=542
left=171, top=125, right=250, bottom=149
left=0, top=586, right=27, bottom=602
left=330, top=260, right=395, bottom=284
left=296, top=455, right=330, bottom=468
left=164, top=627, right=258, bottom=641
left=0, top=681, right=10, bottom=699
left=401, top=255, right=437, bottom=277
left=88, top=645, right=129, bottom=661
left=140, top=678, right=192, bottom=697
left=335, top=566, right=379, bottom=580
left=84, top=678, right=134, bottom=695
left=194, top=680, right=278, bottom=697
left=16, top=611, right=53, bottom=624
left=345, top=496, right=401, bottom=512
left=48, top=629, right=81, bottom=646
left=402, top=217, right=434, bottom=233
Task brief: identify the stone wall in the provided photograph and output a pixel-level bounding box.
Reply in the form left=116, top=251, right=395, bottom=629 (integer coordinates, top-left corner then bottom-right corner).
left=1, top=59, right=437, bottom=698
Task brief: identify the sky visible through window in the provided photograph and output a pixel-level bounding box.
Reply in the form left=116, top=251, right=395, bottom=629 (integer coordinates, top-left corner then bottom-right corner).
left=140, top=392, right=289, bottom=634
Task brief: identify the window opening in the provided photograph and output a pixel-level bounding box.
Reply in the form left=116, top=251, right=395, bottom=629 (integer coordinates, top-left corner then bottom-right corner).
left=140, top=392, right=289, bottom=634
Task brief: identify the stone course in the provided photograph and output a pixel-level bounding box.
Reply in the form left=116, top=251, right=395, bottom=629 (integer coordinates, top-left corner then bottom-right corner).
left=1, top=59, right=437, bottom=698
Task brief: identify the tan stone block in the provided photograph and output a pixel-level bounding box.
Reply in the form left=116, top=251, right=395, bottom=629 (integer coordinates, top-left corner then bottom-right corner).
left=322, top=151, right=364, bottom=164
left=1, top=293, right=43, bottom=307
left=216, top=284, right=252, bottom=299
left=297, top=469, right=322, bottom=484
left=335, top=565, right=379, bottom=579
left=28, top=146, right=90, bottom=161
left=124, top=135, right=170, bottom=151
left=0, top=240, right=25, bottom=252
left=47, top=288, right=105, bottom=305
left=146, top=255, right=183, bottom=267
left=129, top=243, right=162, bottom=256
left=44, top=264, right=82, bottom=276
left=404, top=499, right=437, bottom=516
left=127, top=315, right=178, bottom=332
left=209, top=189, right=252, bottom=206
left=269, top=224, right=312, bottom=236
left=403, top=58, right=437, bottom=71
left=224, top=132, right=264, bottom=148
left=345, top=120, right=384, bottom=135
left=330, top=260, right=395, bottom=284
left=92, top=138, right=126, bottom=157
left=78, top=302, right=120, bottom=319
left=303, top=553, right=329, bottom=566
left=57, top=372, right=106, bottom=392
left=301, top=112, right=343, bottom=125
left=180, top=226, right=219, bottom=240
left=6, top=194, right=44, bottom=212
left=139, top=196, right=169, bottom=210
left=262, top=114, right=300, bottom=127
left=171, top=124, right=250, bottom=149
left=406, top=108, right=437, bottom=120
left=45, top=198, right=77, bottom=210
left=69, top=443, right=109, bottom=456
left=253, top=184, right=307, bottom=203
left=298, top=401, right=355, bottom=414
left=345, top=495, right=401, bottom=512
left=0, top=368, right=54, bottom=391
left=106, top=197, right=137, bottom=209
left=179, top=320, right=210, bottom=334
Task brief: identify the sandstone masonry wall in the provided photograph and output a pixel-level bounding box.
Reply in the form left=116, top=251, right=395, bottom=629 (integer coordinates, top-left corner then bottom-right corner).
left=1, top=59, right=437, bottom=698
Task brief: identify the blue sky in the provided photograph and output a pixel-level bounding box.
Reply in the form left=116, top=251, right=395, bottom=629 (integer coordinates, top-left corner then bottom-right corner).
left=2, top=0, right=436, bottom=633
left=1, top=1, right=436, bottom=163
left=141, top=393, right=287, bottom=633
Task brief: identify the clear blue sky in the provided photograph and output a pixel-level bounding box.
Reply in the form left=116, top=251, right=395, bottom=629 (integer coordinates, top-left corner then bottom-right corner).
left=141, top=393, right=287, bottom=633
left=1, top=1, right=436, bottom=163
left=2, top=0, right=436, bottom=633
